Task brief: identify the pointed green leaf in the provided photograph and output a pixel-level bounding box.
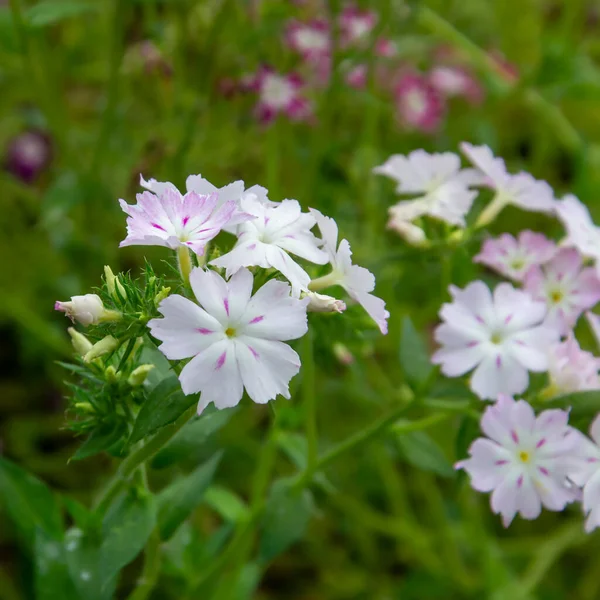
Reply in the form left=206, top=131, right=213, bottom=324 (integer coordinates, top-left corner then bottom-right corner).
left=25, top=1, right=99, bottom=27
left=399, top=316, right=434, bottom=390
left=157, top=452, right=222, bottom=540
left=259, top=479, right=313, bottom=562
left=72, top=422, right=127, bottom=461
left=396, top=431, right=454, bottom=478
left=204, top=485, right=249, bottom=523
left=130, top=376, right=196, bottom=443
left=0, top=457, right=63, bottom=547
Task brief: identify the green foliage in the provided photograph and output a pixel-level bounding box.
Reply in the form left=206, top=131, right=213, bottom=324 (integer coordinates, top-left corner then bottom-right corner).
left=399, top=316, right=435, bottom=391
left=25, top=1, right=99, bottom=28
left=396, top=429, right=455, bottom=478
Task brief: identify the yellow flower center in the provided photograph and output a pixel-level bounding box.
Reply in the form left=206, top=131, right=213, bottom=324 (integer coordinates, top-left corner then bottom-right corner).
left=490, top=332, right=502, bottom=344
left=519, top=451, right=530, bottom=463
left=225, top=327, right=236, bottom=338
left=550, top=290, right=563, bottom=304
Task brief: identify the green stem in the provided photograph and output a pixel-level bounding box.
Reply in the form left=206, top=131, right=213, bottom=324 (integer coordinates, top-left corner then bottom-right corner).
left=177, top=246, right=193, bottom=285
left=475, top=192, right=509, bottom=228
left=94, top=404, right=196, bottom=514
left=266, top=125, right=280, bottom=199
left=302, top=331, right=318, bottom=473
left=308, top=271, right=339, bottom=292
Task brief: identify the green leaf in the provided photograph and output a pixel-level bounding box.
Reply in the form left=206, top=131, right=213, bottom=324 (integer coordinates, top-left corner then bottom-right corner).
left=396, top=431, right=454, bottom=478
left=204, top=485, right=249, bottom=523
left=399, top=316, right=434, bottom=391
left=140, top=342, right=174, bottom=390
left=34, top=528, right=79, bottom=600
left=259, top=479, right=313, bottom=562
left=99, top=490, right=157, bottom=586
left=152, top=407, right=236, bottom=468
left=0, top=457, right=63, bottom=547
left=25, top=1, right=99, bottom=28
left=157, top=452, right=222, bottom=540
left=130, top=376, right=196, bottom=443
left=543, top=390, right=600, bottom=416
left=455, top=416, right=480, bottom=462
left=72, top=422, right=127, bottom=461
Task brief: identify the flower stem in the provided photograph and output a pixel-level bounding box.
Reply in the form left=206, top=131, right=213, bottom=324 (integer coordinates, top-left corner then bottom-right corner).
left=302, top=331, right=318, bottom=473
left=475, top=192, right=508, bottom=228
left=308, top=271, right=339, bottom=292
left=94, top=404, right=196, bottom=514
left=177, top=246, right=193, bottom=285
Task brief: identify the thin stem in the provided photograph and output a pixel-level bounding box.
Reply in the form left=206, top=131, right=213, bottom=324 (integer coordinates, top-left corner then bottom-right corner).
left=94, top=405, right=196, bottom=514
left=177, top=246, right=192, bottom=285
left=266, top=124, right=280, bottom=198
left=475, top=192, right=508, bottom=229
left=308, top=271, right=339, bottom=292
left=302, top=331, right=318, bottom=473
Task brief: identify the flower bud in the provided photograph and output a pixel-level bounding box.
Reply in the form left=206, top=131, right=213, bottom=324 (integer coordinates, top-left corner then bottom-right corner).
left=55, top=294, right=121, bottom=326
left=74, top=402, right=94, bottom=413
left=105, top=365, right=119, bottom=383
left=67, top=327, right=93, bottom=356
left=104, top=266, right=117, bottom=297
left=154, top=286, right=171, bottom=306
left=333, top=342, right=354, bottom=365
left=303, top=291, right=346, bottom=313
left=387, top=213, right=428, bottom=246
left=128, top=364, right=155, bottom=387
left=83, top=335, right=119, bottom=362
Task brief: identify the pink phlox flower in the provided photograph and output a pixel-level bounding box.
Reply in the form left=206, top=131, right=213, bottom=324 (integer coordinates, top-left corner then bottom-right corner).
left=211, top=196, right=328, bottom=295
left=429, top=65, right=484, bottom=105
left=456, top=394, right=579, bottom=527
left=547, top=335, right=600, bottom=395
left=394, top=72, right=445, bottom=133
left=254, top=67, right=312, bottom=124
left=285, top=19, right=331, bottom=61
left=310, top=209, right=389, bottom=334
left=339, top=4, right=378, bottom=47
left=524, top=248, right=600, bottom=335
left=556, top=195, right=600, bottom=272
left=149, top=268, right=309, bottom=412
left=432, top=281, right=557, bottom=400
left=474, top=231, right=557, bottom=282
left=375, top=38, right=398, bottom=58
left=344, top=63, right=368, bottom=89
left=460, top=143, right=556, bottom=215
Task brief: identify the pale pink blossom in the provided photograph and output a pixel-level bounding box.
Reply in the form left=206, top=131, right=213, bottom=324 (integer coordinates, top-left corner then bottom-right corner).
left=547, top=335, right=600, bottom=396
left=524, top=248, right=600, bottom=335
left=310, top=209, right=389, bottom=334
left=457, top=394, right=578, bottom=527
left=556, top=195, right=600, bottom=272
left=148, top=268, right=309, bottom=411
left=55, top=294, right=117, bottom=327
left=211, top=196, right=328, bottom=295
left=375, top=38, right=397, bottom=58
left=474, top=231, right=557, bottom=282
left=344, top=63, right=367, bottom=89
left=254, top=67, right=312, bottom=123
left=432, top=281, right=557, bottom=400
left=460, top=143, right=556, bottom=225
left=339, top=4, right=377, bottom=47
left=285, top=19, right=330, bottom=61
left=394, top=73, right=445, bottom=133
left=429, top=66, right=484, bottom=104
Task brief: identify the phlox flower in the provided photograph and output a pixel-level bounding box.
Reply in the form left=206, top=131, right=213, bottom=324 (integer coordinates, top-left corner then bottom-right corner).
left=310, top=209, right=389, bottom=334
left=457, top=394, right=578, bottom=527
left=254, top=67, right=312, bottom=124
left=432, top=281, right=557, bottom=400
left=429, top=66, right=484, bottom=105
left=148, top=268, right=309, bottom=412
left=55, top=294, right=119, bottom=326
left=211, top=196, right=328, bottom=294
left=547, top=335, right=600, bottom=396
left=286, top=19, right=330, bottom=61
left=387, top=203, right=428, bottom=246
left=394, top=73, right=445, bottom=133
left=566, top=416, right=600, bottom=532
left=6, top=129, right=52, bottom=183
left=556, top=195, right=600, bottom=273
left=339, top=4, right=377, bottom=47
left=524, top=248, right=600, bottom=335
left=344, top=63, right=367, bottom=89
left=474, top=231, right=556, bottom=282
left=375, top=38, right=398, bottom=58
left=460, top=143, right=556, bottom=226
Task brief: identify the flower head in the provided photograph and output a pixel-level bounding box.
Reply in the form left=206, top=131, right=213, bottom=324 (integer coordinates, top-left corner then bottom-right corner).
left=310, top=209, right=389, bottom=334
left=457, top=394, right=578, bottom=527
left=149, top=268, right=309, bottom=412
left=474, top=231, right=557, bottom=282
left=523, top=248, right=600, bottom=335
left=339, top=4, right=377, bottom=46
left=429, top=66, right=484, bottom=104
left=547, top=335, right=600, bottom=396
left=5, top=129, right=52, bottom=183
left=254, top=68, right=312, bottom=124
left=460, top=143, right=556, bottom=225
left=432, top=281, right=557, bottom=400
left=386, top=205, right=428, bottom=246
left=556, top=195, right=600, bottom=271
left=394, top=73, right=445, bottom=133
left=55, top=294, right=119, bottom=326
left=285, top=19, right=330, bottom=61
left=211, top=196, right=328, bottom=294
left=344, top=63, right=368, bottom=89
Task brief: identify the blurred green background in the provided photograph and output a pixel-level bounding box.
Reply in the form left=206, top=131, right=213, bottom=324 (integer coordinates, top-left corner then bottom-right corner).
left=3, top=0, right=600, bottom=598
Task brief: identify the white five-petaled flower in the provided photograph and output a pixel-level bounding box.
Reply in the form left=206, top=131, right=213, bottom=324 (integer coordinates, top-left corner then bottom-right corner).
left=211, top=196, right=328, bottom=294
left=474, top=230, right=557, bottom=282
left=556, top=195, right=600, bottom=274
left=432, top=281, right=557, bottom=400
left=460, top=143, right=556, bottom=226
left=546, top=335, right=600, bottom=396
left=523, top=248, right=600, bottom=335
left=148, top=268, right=309, bottom=412
left=457, top=394, right=578, bottom=527
left=309, top=209, right=389, bottom=334
left=374, top=150, right=481, bottom=232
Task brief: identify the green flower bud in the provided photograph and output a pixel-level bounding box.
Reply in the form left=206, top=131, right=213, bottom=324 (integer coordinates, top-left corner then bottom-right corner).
left=105, top=365, right=119, bottom=383
left=128, top=364, right=155, bottom=387
left=84, top=335, right=119, bottom=363
left=104, top=265, right=117, bottom=297
left=154, top=286, right=171, bottom=306
left=68, top=327, right=93, bottom=356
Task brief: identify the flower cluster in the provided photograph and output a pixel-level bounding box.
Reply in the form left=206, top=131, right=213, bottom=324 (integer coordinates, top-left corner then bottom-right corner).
left=56, top=172, right=388, bottom=414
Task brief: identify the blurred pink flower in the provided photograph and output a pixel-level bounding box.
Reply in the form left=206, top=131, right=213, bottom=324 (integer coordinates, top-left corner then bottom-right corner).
left=375, top=38, right=398, bottom=58
left=474, top=231, right=557, bottom=282
left=547, top=335, right=600, bottom=396
left=344, top=63, right=367, bottom=89
left=339, top=4, right=377, bottom=47
left=5, top=129, right=52, bottom=183
left=429, top=65, right=484, bottom=105
left=456, top=394, right=578, bottom=527
left=394, top=73, right=444, bottom=133
left=286, top=19, right=331, bottom=61
left=254, top=67, right=312, bottom=123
